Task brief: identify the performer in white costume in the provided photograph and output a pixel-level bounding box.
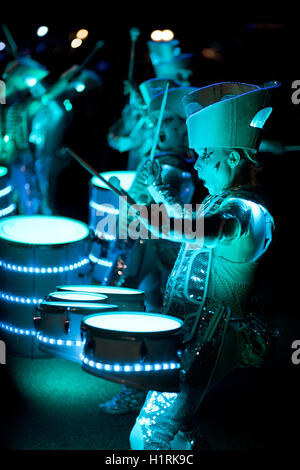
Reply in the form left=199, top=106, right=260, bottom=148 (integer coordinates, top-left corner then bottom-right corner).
left=129, top=81, right=280, bottom=450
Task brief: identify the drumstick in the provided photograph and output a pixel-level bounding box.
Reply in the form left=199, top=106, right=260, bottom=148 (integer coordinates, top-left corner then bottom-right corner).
left=70, top=40, right=105, bottom=81
left=285, top=145, right=300, bottom=152
left=128, top=27, right=140, bottom=83
left=1, top=23, right=18, bottom=58
left=149, top=81, right=169, bottom=162
left=64, top=147, right=137, bottom=207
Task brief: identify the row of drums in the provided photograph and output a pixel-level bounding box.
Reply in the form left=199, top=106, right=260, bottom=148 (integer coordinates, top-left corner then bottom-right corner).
left=0, top=167, right=185, bottom=390
left=34, top=285, right=183, bottom=391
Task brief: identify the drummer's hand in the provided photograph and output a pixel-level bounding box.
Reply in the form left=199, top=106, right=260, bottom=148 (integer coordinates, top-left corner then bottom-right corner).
left=145, top=159, right=162, bottom=186
left=107, top=133, right=134, bottom=152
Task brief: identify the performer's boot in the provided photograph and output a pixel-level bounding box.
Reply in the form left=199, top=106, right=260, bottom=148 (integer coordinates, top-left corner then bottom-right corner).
left=98, top=385, right=147, bottom=415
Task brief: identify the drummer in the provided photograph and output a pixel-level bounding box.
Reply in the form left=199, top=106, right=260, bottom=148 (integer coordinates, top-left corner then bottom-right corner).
left=107, top=31, right=194, bottom=171
left=1, top=55, right=102, bottom=214
left=98, top=80, right=197, bottom=415
left=128, top=81, right=280, bottom=450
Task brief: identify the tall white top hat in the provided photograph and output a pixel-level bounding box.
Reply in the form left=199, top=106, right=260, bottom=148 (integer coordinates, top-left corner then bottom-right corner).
left=147, top=39, right=194, bottom=82
left=183, top=81, right=280, bottom=152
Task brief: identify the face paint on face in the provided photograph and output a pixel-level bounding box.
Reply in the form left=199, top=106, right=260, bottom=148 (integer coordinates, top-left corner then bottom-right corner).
left=214, top=161, right=221, bottom=172
left=193, top=147, right=234, bottom=195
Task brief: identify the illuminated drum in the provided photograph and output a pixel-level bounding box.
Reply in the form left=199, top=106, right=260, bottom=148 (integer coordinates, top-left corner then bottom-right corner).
left=46, top=291, right=108, bottom=304
left=0, top=166, right=16, bottom=218
left=89, top=171, right=136, bottom=284
left=0, top=215, right=91, bottom=357
left=56, top=285, right=145, bottom=311
left=81, top=312, right=183, bottom=392
left=35, top=301, right=118, bottom=362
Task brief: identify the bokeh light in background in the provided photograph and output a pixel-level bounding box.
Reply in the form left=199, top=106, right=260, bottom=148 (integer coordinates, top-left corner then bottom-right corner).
left=71, top=38, right=82, bottom=49
left=150, top=29, right=174, bottom=42
left=36, top=26, right=49, bottom=37
left=76, top=29, right=89, bottom=40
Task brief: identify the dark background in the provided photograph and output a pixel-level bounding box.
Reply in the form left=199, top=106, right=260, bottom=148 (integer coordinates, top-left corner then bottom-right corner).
left=0, top=7, right=299, bottom=455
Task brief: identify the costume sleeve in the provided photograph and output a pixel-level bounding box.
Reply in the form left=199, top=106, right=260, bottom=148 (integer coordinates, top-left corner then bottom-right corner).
left=213, top=197, right=274, bottom=260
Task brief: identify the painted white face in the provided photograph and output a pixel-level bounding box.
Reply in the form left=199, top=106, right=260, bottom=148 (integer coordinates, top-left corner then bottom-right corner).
left=193, top=147, right=233, bottom=195
left=150, top=112, right=187, bottom=151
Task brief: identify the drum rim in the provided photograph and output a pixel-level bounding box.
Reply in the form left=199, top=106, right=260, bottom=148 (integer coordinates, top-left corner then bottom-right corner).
left=47, top=291, right=108, bottom=302
left=56, top=285, right=145, bottom=296
left=37, top=301, right=119, bottom=314
left=81, top=312, right=183, bottom=338
left=0, top=215, right=89, bottom=246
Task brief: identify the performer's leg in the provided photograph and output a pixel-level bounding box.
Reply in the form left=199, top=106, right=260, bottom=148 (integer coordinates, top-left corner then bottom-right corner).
left=130, top=326, right=242, bottom=450
left=130, top=387, right=200, bottom=450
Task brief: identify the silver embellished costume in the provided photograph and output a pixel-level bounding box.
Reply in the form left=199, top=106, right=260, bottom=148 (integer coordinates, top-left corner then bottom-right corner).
left=130, top=186, right=275, bottom=450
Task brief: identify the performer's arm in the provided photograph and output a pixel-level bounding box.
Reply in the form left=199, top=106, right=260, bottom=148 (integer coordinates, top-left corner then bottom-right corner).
left=136, top=197, right=256, bottom=246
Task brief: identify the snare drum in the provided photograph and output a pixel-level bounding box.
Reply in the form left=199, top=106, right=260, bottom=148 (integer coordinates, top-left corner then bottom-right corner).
left=35, top=301, right=118, bottom=362
left=0, top=166, right=16, bottom=218
left=81, top=311, right=183, bottom=392
left=89, top=171, right=136, bottom=284
left=56, top=285, right=145, bottom=311
left=0, top=215, right=90, bottom=357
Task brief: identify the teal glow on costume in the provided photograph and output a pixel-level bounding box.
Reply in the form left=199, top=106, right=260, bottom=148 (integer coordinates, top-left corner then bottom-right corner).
left=130, top=81, right=280, bottom=451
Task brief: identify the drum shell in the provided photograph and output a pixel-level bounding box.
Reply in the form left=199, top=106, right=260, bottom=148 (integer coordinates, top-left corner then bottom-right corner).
left=36, top=302, right=118, bottom=362
left=83, top=327, right=181, bottom=363
left=81, top=313, right=183, bottom=392
left=0, top=218, right=91, bottom=358
left=89, top=171, right=136, bottom=232
left=89, top=171, right=135, bottom=284
left=0, top=168, right=15, bottom=217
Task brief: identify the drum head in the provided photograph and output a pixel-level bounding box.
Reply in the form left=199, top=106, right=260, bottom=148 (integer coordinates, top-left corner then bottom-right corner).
left=0, top=216, right=89, bottom=245
left=56, top=285, right=144, bottom=296
left=47, top=291, right=107, bottom=303
left=82, top=311, right=183, bottom=336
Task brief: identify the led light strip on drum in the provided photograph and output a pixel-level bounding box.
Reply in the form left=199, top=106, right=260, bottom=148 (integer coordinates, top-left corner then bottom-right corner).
left=37, top=334, right=82, bottom=347
left=0, top=257, right=90, bottom=273
left=94, top=229, right=116, bottom=241
left=88, top=254, right=113, bottom=268
left=0, top=291, right=43, bottom=304
left=89, top=201, right=119, bottom=215
left=81, top=354, right=181, bottom=373
left=0, top=203, right=16, bottom=217
left=0, top=321, right=36, bottom=336
left=0, top=184, right=13, bottom=198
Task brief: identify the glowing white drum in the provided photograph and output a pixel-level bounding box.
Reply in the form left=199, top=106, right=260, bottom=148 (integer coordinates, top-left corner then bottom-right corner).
left=0, top=215, right=91, bottom=357
left=35, top=301, right=118, bottom=362
left=56, top=285, right=145, bottom=311
left=0, top=166, right=16, bottom=218
left=46, top=291, right=108, bottom=304
left=89, top=171, right=136, bottom=284
left=81, top=312, right=183, bottom=392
